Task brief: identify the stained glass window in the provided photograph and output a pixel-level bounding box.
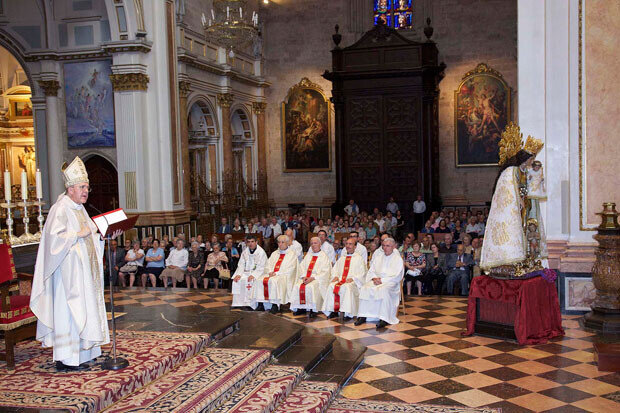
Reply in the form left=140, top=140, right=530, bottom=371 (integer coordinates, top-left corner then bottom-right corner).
left=374, top=0, right=413, bottom=30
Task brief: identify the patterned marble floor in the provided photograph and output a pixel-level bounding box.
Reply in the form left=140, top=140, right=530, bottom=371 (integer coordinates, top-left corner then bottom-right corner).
left=106, top=289, right=620, bottom=413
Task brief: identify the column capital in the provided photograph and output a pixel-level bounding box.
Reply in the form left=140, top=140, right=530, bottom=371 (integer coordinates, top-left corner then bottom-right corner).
left=109, top=73, right=149, bottom=91
left=252, top=101, right=267, bottom=114
left=38, top=80, right=60, bottom=96
left=217, top=93, right=234, bottom=108
left=179, top=80, right=191, bottom=98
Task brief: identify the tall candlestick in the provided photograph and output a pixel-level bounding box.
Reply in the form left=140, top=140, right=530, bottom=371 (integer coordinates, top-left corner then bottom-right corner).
left=21, top=170, right=27, bottom=200
left=36, top=169, right=42, bottom=199
left=3, top=170, right=10, bottom=201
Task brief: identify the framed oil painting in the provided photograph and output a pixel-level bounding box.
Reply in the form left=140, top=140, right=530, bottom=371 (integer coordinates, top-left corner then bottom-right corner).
left=281, top=77, right=331, bottom=172
left=63, top=60, right=115, bottom=148
left=564, top=276, right=596, bottom=312
left=455, top=63, right=511, bottom=167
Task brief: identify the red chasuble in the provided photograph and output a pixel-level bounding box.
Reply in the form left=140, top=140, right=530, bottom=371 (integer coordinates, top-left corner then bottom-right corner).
left=264, top=253, right=286, bottom=300
left=333, top=255, right=352, bottom=312
left=299, top=255, right=319, bottom=305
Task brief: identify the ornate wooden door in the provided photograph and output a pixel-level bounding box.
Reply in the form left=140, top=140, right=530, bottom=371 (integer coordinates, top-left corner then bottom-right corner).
left=84, top=155, right=118, bottom=216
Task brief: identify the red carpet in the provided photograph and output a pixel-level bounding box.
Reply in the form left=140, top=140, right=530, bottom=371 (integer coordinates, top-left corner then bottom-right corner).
left=0, top=330, right=210, bottom=412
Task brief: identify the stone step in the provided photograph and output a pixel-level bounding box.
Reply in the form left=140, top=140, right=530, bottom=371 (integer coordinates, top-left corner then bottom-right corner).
left=104, top=348, right=271, bottom=412
left=213, top=365, right=305, bottom=413
left=218, top=310, right=304, bottom=357
left=273, top=381, right=339, bottom=413
left=305, top=336, right=366, bottom=386
left=275, top=327, right=336, bottom=372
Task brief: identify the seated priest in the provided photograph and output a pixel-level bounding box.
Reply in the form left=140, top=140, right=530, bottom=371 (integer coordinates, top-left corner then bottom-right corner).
left=356, top=237, right=404, bottom=329
left=445, top=243, right=474, bottom=296
left=285, top=228, right=304, bottom=262
left=251, top=234, right=298, bottom=314
left=289, top=236, right=332, bottom=317
left=350, top=230, right=368, bottom=265
left=322, top=237, right=367, bottom=321
left=231, top=234, right=268, bottom=309
left=317, top=230, right=336, bottom=264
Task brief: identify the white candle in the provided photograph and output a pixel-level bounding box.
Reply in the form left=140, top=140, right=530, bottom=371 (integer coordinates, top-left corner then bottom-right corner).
left=4, top=170, right=11, bottom=202
left=35, top=169, right=42, bottom=199
left=21, top=170, right=27, bottom=200
left=211, top=9, right=215, bottom=20
left=227, top=6, right=230, bottom=19
left=240, top=7, right=242, bottom=19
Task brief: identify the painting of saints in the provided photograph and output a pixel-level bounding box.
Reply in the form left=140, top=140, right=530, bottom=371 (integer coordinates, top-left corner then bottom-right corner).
left=455, top=64, right=511, bottom=166
left=63, top=60, right=115, bottom=148
left=282, top=79, right=330, bottom=172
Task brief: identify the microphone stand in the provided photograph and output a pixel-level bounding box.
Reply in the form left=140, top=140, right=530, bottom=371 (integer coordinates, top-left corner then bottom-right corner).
left=102, top=229, right=129, bottom=370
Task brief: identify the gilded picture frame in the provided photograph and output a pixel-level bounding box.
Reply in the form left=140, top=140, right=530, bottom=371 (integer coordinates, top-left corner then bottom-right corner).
left=281, top=77, right=331, bottom=172
left=454, top=63, right=512, bottom=167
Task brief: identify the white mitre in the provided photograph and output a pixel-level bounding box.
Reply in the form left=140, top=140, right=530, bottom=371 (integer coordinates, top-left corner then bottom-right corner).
left=62, top=156, right=89, bottom=187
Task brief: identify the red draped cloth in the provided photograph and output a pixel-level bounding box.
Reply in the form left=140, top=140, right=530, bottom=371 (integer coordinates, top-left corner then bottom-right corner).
left=464, top=275, right=564, bottom=345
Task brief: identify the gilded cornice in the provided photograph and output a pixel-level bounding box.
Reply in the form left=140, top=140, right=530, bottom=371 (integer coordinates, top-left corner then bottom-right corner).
left=252, top=101, right=267, bottom=114
left=38, top=80, right=60, bottom=96
left=217, top=93, right=234, bottom=108
left=109, top=73, right=150, bottom=91
left=24, top=41, right=152, bottom=62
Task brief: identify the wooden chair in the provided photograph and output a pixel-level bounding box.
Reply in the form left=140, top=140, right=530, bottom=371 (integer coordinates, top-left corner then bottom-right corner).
left=0, top=243, right=36, bottom=370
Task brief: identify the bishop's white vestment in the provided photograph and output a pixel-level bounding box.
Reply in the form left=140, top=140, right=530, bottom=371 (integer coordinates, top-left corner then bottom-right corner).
left=231, top=245, right=268, bottom=308
left=322, top=253, right=366, bottom=318
left=30, top=194, right=109, bottom=366
left=289, top=250, right=332, bottom=312
left=358, top=251, right=404, bottom=325
left=251, top=248, right=298, bottom=310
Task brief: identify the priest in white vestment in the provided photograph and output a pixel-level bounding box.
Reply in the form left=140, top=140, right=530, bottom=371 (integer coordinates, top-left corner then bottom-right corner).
left=251, top=235, right=298, bottom=314
left=322, top=237, right=367, bottom=320
left=285, top=228, right=303, bottom=262
left=30, top=157, right=121, bottom=370
left=356, top=237, right=404, bottom=329
left=317, top=230, right=336, bottom=264
left=231, top=234, right=268, bottom=309
left=350, top=230, right=368, bottom=265
left=289, top=237, right=332, bottom=317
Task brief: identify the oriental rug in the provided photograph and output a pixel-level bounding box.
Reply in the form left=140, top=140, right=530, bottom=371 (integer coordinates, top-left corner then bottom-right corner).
left=327, top=398, right=501, bottom=413
left=0, top=330, right=210, bottom=412
left=106, top=348, right=271, bottom=412
left=274, top=381, right=339, bottom=413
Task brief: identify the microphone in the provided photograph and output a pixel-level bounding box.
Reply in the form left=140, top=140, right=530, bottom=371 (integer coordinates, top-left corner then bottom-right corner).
left=87, top=203, right=104, bottom=215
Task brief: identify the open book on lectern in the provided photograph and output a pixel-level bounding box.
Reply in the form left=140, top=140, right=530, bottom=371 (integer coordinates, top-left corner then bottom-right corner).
left=92, top=208, right=139, bottom=237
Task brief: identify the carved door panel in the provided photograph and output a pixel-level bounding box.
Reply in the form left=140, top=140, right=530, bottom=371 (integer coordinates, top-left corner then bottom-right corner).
left=345, top=94, right=421, bottom=211
left=84, top=155, right=119, bottom=216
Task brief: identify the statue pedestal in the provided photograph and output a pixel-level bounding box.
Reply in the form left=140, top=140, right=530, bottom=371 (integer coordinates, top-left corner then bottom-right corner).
left=583, top=203, right=620, bottom=334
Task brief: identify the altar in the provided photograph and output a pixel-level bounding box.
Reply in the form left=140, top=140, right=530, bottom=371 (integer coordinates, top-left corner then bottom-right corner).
left=464, top=275, right=565, bottom=345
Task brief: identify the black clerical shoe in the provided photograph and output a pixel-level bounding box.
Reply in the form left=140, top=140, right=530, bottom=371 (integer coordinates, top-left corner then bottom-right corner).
left=269, top=305, right=279, bottom=314
left=343, top=316, right=352, bottom=322
left=354, top=317, right=366, bottom=326
left=308, top=310, right=317, bottom=319
left=376, top=320, right=388, bottom=330
left=293, top=309, right=307, bottom=316
left=327, top=312, right=339, bottom=319
left=256, top=303, right=265, bottom=311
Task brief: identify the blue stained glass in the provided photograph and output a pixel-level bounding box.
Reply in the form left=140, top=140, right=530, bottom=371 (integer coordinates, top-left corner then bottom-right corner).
left=394, top=0, right=411, bottom=11
left=374, top=14, right=391, bottom=26
left=394, top=12, right=412, bottom=29
left=374, top=0, right=391, bottom=13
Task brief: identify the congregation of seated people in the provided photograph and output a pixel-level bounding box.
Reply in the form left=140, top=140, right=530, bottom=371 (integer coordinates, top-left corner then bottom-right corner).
left=103, top=197, right=488, bottom=329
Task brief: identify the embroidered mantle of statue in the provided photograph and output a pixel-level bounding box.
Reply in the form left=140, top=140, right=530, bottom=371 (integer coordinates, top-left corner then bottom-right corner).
left=480, top=123, right=547, bottom=278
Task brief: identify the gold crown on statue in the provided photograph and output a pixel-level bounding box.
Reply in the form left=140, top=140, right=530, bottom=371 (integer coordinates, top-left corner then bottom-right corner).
left=524, top=135, right=544, bottom=156
left=498, top=122, right=544, bottom=165
left=62, top=156, right=89, bottom=188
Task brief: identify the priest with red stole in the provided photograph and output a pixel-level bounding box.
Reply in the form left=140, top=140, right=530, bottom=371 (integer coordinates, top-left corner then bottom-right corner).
left=289, top=237, right=332, bottom=318
left=322, top=237, right=367, bottom=320
left=30, top=157, right=121, bottom=371
left=252, top=234, right=298, bottom=314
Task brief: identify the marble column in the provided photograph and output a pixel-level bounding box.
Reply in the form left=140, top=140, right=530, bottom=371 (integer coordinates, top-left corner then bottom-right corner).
left=218, top=93, right=234, bottom=175
left=179, top=80, right=191, bottom=210
left=38, top=80, right=64, bottom=200
left=252, top=101, right=267, bottom=193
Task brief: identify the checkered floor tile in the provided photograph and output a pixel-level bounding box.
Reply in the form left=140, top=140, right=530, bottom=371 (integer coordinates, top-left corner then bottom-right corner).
left=106, top=289, right=620, bottom=412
